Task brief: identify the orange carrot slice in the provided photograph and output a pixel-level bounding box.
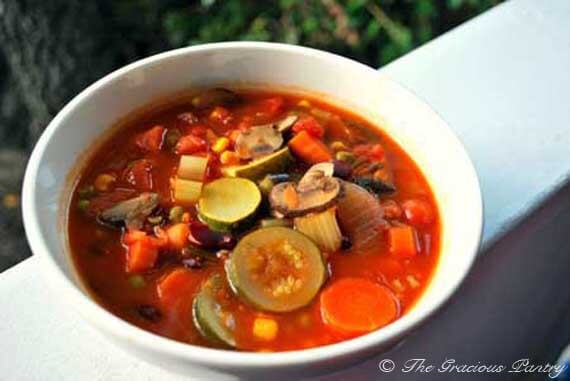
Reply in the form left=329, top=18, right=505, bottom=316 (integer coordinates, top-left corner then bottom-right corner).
left=288, top=130, right=332, bottom=164
left=126, top=238, right=158, bottom=273
left=166, top=223, right=190, bottom=250
left=157, top=269, right=199, bottom=306
left=320, top=278, right=398, bottom=335
left=388, top=225, right=418, bottom=259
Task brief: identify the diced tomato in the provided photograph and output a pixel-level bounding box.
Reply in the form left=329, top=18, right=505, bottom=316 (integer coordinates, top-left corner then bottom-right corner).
left=135, top=125, right=165, bottom=153
left=157, top=269, right=200, bottom=306
left=175, top=134, right=207, bottom=155
left=126, top=236, right=159, bottom=273
left=402, top=199, right=434, bottom=226
left=292, top=116, right=325, bottom=139
left=209, top=106, right=232, bottom=124
left=257, top=97, right=285, bottom=117
left=354, top=144, right=385, bottom=161
left=190, top=125, right=208, bottom=138
left=123, top=229, right=148, bottom=245
left=123, top=160, right=154, bottom=190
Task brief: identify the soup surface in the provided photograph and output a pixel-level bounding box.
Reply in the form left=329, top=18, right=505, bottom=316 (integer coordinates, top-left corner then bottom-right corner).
left=69, top=89, right=440, bottom=352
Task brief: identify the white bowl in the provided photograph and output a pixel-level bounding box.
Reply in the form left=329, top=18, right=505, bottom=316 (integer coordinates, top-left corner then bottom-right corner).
left=22, top=42, right=482, bottom=380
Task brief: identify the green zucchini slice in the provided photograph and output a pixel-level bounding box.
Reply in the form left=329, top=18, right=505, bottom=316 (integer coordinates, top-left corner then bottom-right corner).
left=221, top=147, right=292, bottom=180
left=192, top=274, right=236, bottom=347
left=226, top=227, right=326, bottom=312
left=198, top=178, right=261, bottom=232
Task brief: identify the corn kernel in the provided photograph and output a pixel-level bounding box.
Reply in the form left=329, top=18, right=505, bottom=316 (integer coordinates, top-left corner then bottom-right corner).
left=253, top=317, right=278, bottom=341
left=330, top=141, right=347, bottom=152
left=212, top=137, right=230, bottom=153
left=94, top=174, right=116, bottom=192
left=297, top=100, right=311, bottom=108
left=220, top=151, right=240, bottom=166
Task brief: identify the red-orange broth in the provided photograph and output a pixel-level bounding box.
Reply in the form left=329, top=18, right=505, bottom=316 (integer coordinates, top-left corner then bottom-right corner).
left=69, top=89, right=440, bottom=352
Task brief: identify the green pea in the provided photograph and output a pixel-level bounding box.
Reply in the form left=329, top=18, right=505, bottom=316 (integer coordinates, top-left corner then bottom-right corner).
left=128, top=275, right=146, bottom=289
left=77, top=199, right=90, bottom=212
left=169, top=206, right=185, bottom=223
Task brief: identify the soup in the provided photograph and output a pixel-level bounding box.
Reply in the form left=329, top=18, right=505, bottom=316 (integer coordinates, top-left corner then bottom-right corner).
left=69, top=89, right=440, bottom=352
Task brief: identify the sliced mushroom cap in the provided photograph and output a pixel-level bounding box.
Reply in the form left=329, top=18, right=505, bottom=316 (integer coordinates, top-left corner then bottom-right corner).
left=235, top=125, right=283, bottom=160
left=275, top=115, right=299, bottom=133
left=191, top=88, right=240, bottom=109
left=98, top=192, right=159, bottom=229
left=269, top=163, right=341, bottom=218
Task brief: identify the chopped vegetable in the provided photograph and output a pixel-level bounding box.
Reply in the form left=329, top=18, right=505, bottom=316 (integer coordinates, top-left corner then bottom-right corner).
left=212, top=137, right=230, bottom=153
left=168, top=206, right=185, bottom=223
left=126, top=236, right=159, bottom=273
left=330, top=141, right=347, bottom=152
left=219, top=150, right=240, bottom=166
left=288, top=130, right=332, bottom=164
left=94, top=173, right=116, bottom=192
left=198, top=178, right=261, bottom=232
left=269, top=163, right=341, bottom=218
left=294, top=207, right=342, bottom=252
left=78, top=185, right=96, bottom=199
left=136, top=125, right=165, bottom=152
left=388, top=225, right=418, bottom=259
left=165, top=128, right=182, bottom=148
left=332, top=160, right=352, bottom=179
left=401, top=199, right=435, bottom=226
left=128, top=275, right=146, bottom=289
left=209, top=106, right=232, bottom=124
left=191, top=88, right=240, bottom=109
left=336, top=182, right=387, bottom=251
left=335, top=151, right=355, bottom=164
left=157, top=268, right=199, bottom=306
left=173, top=178, right=203, bottom=204
left=98, top=192, right=159, bottom=229
left=292, top=116, right=324, bottom=138
left=275, top=115, right=299, bottom=133
left=253, top=317, right=279, bottom=341
left=260, top=218, right=293, bottom=228
left=123, top=159, right=153, bottom=190
left=235, top=124, right=283, bottom=160
left=188, top=221, right=236, bottom=250
left=177, top=155, right=208, bottom=181
left=222, top=147, right=291, bottom=180
left=193, top=274, right=237, bottom=347
left=175, top=134, right=207, bottom=155
left=166, top=223, right=190, bottom=250
left=320, top=278, right=398, bottom=335
left=77, top=199, right=90, bottom=212
left=226, top=227, right=326, bottom=312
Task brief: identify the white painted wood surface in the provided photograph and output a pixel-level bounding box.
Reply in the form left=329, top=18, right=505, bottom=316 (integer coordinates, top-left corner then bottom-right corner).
left=2, top=0, right=570, bottom=379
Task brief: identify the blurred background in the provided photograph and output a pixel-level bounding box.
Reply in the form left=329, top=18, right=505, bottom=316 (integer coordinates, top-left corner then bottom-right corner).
left=0, top=0, right=501, bottom=272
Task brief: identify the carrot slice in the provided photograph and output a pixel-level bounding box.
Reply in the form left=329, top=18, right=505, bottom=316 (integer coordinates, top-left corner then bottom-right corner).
left=126, top=238, right=158, bottom=273
left=388, top=225, right=418, bottom=258
left=157, top=269, right=199, bottom=306
left=288, top=130, right=332, bottom=164
left=166, top=223, right=190, bottom=250
left=320, top=278, right=398, bottom=335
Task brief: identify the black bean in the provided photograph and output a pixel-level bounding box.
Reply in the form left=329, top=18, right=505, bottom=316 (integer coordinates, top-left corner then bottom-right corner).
left=332, top=160, right=353, bottom=180
left=341, top=236, right=352, bottom=251
left=136, top=305, right=162, bottom=322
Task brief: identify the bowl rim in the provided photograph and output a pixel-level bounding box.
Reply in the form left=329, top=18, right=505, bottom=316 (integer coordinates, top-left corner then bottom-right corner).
left=22, top=41, right=483, bottom=368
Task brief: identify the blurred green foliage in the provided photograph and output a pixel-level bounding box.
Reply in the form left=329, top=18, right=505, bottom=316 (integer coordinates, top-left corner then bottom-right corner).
left=114, top=0, right=502, bottom=67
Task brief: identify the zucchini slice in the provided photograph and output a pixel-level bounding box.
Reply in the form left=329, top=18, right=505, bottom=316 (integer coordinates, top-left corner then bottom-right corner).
left=221, top=147, right=292, bottom=180
left=192, top=274, right=236, bottom=347
left=198, top=178, right=261, bottom=232
left=226, top=227, right=326, bottom=312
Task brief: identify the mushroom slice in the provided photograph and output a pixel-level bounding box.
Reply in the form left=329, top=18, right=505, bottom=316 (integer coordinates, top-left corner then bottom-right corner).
left=269, top=163, right=341, bottom=218
left=275, top=115, right=299, bottom=133
left=235, top=124, right=284, bottom=160
left=98, top=192, right=159, bottom=229
left=191, top=88, right=240, bottom=109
